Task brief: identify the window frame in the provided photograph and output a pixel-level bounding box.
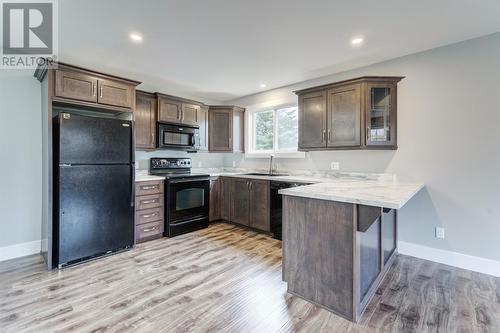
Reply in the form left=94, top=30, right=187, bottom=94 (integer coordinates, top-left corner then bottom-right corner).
left=245, top=104, right=305, bottom=159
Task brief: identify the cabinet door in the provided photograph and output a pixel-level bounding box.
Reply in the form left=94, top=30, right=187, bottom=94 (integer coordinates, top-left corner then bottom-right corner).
left=197, top=106, right=209, bottom=151
left=230, top=178, right=250, bottom=226
left=220, top=177, right=231, bottom=221
left=232, top=107, right=245, bottom=153
left=365, top=83, right=397, bottom=148
left=358, top=218, right=381, bottom=302
left=55, top=70, right=98, bottom=103
left=209, top=109, right=232, bottom=151
left=249, top=180, right=270, bottom=231
left=135, top=93, right=156, bottom=150
left=97, top=79, right=134, bottom=108
left=327, top=84, right=361, bottom=147
left=181, top=103, right=200, bottom=126
left=158, top=97, right=182, bottom=123
left=299, top=91, right=327, bottom=149
left=209, top=177, right=220, bottom=222
left=382, top=208, right=397, bottom=264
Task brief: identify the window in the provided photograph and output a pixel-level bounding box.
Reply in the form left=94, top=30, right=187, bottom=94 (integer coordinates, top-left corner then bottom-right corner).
left=248, top=106, right=301, bottom=156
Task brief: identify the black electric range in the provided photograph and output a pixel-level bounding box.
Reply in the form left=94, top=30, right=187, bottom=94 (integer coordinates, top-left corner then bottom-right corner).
left=150, top=158, right=210, bottom=237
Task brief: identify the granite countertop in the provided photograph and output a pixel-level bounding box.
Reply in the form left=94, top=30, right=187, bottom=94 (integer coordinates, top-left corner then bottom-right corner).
left=136, top=168, right=424, bottom=208
left=278, top=180, right=424, bottom=209
left=135, top=171, right=165, bottom=182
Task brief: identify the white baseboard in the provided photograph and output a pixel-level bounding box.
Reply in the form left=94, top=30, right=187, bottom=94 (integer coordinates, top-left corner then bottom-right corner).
left=0, top=240, right=41, bottom=262
left=398, top=241, right=500, bottom=277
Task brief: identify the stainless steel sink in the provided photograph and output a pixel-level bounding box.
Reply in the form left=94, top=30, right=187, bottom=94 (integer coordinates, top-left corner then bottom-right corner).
left=243, top=172, right=289, bottom=177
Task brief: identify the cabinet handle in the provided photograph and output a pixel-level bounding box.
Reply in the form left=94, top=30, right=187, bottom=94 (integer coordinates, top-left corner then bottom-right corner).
left=322, top=130, right=326, bottom=142
left=249, top=181, right=253, bottom=190
left=92, top=84, right=96, bottom=97
left=141, top=199, right=157, bottom=204
left=141, top=212, right=158, bottom=218
left=142, top=226, right=158, bottom=232
left=141, top=185, right=158, bottom=190
left=366, top=127, right=370, bottom=141
left=99, top=86, right=103, bottom=98
left=328, top=130, right=331, bottom=142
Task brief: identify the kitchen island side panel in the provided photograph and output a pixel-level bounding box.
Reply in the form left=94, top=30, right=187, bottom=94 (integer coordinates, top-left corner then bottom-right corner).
left=283, top=195, right=355, bottom=320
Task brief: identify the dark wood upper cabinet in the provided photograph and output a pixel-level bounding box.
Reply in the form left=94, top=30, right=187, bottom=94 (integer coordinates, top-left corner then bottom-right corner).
left=208, top=106, right=245, bottom=152
left=249, top=179, right=270, bottom=231
left=327, top=84, right=361, bottom=147
left=295, top=76, right=403, bottom=150
left=52, top=65, right=139, bottom=111
left=197, top=105, right=209, bottom=151
left=365, top=82, right=397, bottom=148
left=158, top=96, right=182, bottom=123
left=97, top=79, right=134, bottom=108
left=299, top=91, right=327, bottom=149
left=156, top=94, right=206, bottom=128
left=135, top=91, right=156, bottom=150
left=55, top=70, right=98, bottom=103
left=181, top=103, right=200, bottom=126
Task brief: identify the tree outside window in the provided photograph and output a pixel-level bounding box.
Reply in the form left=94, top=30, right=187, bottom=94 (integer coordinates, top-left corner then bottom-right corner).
left=251, top=106, right=298, bottom=153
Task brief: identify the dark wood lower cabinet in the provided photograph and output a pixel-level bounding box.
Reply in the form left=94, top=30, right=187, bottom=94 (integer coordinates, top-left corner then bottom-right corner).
left=135, top=180, right=164, bottom=243
left=282, top=195, right=398, bottom=322
left=220, top=177, right=231, bottom=221
left=209, top=177, right=220, bottom=222
left=249, top=180, right=270, bottom=231
left=219, top=177, right=270, bottom=232
left=230, top=178, right=251, bottom=226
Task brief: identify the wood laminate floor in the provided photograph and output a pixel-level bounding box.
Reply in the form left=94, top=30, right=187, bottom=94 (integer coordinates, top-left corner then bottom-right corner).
left=1, top=223, right=499, bottom=333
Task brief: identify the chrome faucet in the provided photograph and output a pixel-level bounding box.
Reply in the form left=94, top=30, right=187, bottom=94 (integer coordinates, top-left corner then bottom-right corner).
left=269, top=155, right=275, bottom=175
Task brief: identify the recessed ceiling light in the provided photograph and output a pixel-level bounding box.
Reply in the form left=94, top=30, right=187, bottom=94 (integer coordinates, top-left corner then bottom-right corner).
left=130, top=33, right=143, bottom=42
left=351, top=37, right=364, bottom=46
left=259, top=83, right=267, bottom=88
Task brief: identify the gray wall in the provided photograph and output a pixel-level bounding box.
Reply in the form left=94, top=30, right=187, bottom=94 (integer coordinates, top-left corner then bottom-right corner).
left=0, top=70, right=42, bottom=248
left=226, top=33, right=500, bottom=261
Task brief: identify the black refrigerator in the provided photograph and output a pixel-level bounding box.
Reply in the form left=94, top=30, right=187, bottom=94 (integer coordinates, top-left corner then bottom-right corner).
left=53, top=113, right=135, bottom=268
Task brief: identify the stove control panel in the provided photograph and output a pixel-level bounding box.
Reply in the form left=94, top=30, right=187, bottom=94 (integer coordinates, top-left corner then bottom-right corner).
left=150, top=158, right=192, bottom=169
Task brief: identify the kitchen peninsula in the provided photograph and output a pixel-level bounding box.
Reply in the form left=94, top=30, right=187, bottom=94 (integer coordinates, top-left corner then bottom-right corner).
left=279, top=176, right=423, bottom=322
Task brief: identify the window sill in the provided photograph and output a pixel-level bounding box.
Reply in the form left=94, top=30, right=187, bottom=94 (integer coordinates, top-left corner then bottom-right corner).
left=244, top=151, right=306, bottom=159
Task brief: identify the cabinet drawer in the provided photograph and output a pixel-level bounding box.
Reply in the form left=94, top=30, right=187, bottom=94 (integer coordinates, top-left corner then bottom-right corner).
left=135, top=193, right=163, bottom=210
left=136, top=180, right=164, bottom=196
left=135, top=207, right=163, bottom=224
left=136, top=220, right=163, bottom=243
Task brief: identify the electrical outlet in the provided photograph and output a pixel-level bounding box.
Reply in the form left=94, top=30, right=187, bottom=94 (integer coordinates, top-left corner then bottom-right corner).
left=232, top=161, right=236, bottom=167
left=435, top=227, right=445, bottom=239
left=330, top=162, right=340, bottom=171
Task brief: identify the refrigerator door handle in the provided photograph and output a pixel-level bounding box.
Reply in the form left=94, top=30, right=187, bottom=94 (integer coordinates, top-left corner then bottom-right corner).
left=131, top=164, right=135, bottom=207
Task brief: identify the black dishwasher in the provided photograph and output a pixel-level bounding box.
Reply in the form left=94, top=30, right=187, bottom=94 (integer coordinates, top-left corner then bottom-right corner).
left=270, top=181, right=311, bottom=240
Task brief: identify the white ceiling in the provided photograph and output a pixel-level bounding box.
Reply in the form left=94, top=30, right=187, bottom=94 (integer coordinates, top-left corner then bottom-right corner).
left=59, top=0, right=500, bottom=103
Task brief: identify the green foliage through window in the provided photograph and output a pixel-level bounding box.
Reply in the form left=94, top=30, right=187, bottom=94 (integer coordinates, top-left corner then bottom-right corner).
left=252, top=106, right=298, bottom=152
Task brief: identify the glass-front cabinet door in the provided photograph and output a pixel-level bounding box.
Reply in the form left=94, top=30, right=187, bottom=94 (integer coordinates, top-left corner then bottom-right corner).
left=365, top=83, right=397, bottom=148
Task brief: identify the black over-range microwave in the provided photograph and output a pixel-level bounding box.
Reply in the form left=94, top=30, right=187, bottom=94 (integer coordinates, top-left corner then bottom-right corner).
left=157, top=123, right=199, bottom=150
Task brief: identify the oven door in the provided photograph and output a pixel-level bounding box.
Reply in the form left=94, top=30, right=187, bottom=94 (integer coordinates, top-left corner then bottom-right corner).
left=167, top=177, right=209, bottom=224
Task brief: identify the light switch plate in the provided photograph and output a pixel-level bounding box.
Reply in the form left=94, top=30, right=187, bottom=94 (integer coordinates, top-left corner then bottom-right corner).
left=330, top=162, right=340, bottom=171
